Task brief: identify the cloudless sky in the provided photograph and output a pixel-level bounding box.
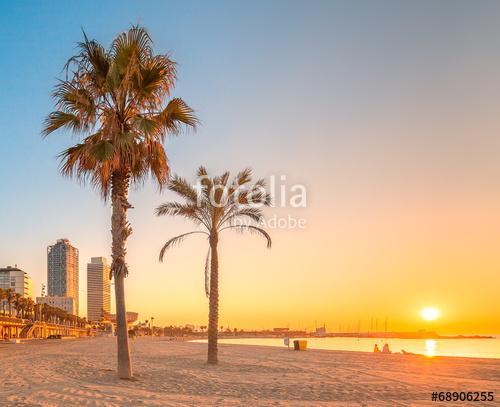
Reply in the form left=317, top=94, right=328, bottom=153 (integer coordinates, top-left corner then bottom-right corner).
left=1, top=0, right=499, bottom=333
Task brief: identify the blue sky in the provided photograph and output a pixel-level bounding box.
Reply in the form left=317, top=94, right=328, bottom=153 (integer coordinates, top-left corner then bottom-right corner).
left=1, top=1, right=499, bottom=331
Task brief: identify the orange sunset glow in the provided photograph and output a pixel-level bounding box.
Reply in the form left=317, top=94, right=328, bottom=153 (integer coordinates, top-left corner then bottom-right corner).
left=1, top=2, right=499, bottom=404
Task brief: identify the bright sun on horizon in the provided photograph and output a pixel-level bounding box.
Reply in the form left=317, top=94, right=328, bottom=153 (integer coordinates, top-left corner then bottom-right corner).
left=421, top=307, right=440, bottom=321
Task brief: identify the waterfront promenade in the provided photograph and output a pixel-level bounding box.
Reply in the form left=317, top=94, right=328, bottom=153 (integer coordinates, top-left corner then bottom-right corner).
left=0, top=316, right=86, bottom=339
left=1, top=336, right=499, bottom=406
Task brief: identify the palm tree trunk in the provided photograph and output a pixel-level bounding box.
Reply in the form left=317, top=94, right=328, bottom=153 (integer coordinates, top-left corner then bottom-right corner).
left=207, top=234, right=219, bottom=364
left=111, top=171, right=133, bottom=379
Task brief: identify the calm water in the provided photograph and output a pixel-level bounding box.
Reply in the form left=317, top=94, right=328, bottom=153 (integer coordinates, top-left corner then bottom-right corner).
left=193, top=336, right=500, bottom=359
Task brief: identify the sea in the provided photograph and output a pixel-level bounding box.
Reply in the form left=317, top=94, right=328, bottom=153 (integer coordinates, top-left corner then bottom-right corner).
left=192, top=336, right=500, bottom=359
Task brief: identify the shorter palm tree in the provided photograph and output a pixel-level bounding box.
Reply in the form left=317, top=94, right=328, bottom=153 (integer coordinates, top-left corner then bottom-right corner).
left=156, top=166, right=272, bottom=364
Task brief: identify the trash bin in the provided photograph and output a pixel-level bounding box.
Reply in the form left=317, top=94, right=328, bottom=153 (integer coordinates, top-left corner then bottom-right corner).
left=293, top=340, right=307, bottom=351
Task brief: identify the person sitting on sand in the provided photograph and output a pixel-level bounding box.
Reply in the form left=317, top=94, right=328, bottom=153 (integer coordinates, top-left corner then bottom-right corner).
left=373, top=344, right=380, bottom=353
left=382, top=343, right=391, bottom=354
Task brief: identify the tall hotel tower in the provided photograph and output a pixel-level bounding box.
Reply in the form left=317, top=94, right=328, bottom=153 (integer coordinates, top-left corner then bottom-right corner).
left=87, top=257, right=111, bottom=322
left=47, top=238, right=79, bottom=315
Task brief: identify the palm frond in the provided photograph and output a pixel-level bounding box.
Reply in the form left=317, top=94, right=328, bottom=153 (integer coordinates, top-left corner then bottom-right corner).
left=159, top=231, right=208, bottom=262
left=168, top=174, right=200, bottom=203
left=196, top=165, right=213, bottom=203
left=91, top=140, right=115, bottom=162
left=156, top=98, right=198, bottom=135
left=42, top=111, right=84, bottom=137
left=220, top=225, right=272, bottom=248
left=234, top=168, right=252, bottom=188
left=156, top=201, right=194, bottom=216
left=222, top=207, right=264, bottom=227
left=132, top=115, right=158, bottom=136
left=111, top=25, right=153, bottom=62
left=137, top=54, right=176, bottom=101
left=52, top=80, right=96, bottom=116
left=197, top=166, right=208, bottom=178
left=144, top=140, right=169, bottom=187
left=68, top=29, right=109, bottom=83
left=155, top=201, right=207, bottom=227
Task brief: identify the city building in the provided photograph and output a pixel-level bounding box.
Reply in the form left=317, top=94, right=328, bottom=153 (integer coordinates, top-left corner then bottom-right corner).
left=87, top=257, right=111, bottom=322
left=0, top=265, right=34, bottom=298
left=47, top=238, right=79, bottom=315
left=36, top=296, right=76, bottom=315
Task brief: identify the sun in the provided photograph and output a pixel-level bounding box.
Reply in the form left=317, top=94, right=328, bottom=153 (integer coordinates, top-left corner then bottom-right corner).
left=421, top=307, right=440, bottom=321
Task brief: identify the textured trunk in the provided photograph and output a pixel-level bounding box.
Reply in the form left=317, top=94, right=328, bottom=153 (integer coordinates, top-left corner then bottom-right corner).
left=111, top=171, right=133, bottom=379
left=207, top=233, right=219, bottom=364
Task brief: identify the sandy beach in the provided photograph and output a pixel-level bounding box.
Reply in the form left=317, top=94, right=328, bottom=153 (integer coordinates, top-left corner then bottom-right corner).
left=0, top=337, right=498, bottom=406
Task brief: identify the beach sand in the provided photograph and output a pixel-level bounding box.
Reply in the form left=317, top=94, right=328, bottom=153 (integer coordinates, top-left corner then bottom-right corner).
left=1, top=337, right=498, bottom=406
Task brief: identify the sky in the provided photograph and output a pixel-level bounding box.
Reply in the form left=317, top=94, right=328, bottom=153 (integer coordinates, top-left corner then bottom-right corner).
left=1, top=0, right=499, bottom=334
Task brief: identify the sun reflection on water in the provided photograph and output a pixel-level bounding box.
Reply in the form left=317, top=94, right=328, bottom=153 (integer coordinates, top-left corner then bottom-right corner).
left=425, top=339, right=437, bottom=357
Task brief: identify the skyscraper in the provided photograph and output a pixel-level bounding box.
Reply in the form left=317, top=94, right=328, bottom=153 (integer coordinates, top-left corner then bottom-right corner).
left=87, top=257, right=111, bottom=322
left=47, top=238, right=79, bottom=315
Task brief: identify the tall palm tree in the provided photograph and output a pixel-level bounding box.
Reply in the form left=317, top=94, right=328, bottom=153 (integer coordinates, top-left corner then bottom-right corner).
left=43, top=26, right=197, bottom=378
left=156, top=167, right=272, bottom=364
